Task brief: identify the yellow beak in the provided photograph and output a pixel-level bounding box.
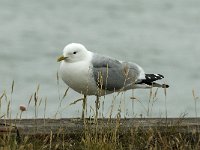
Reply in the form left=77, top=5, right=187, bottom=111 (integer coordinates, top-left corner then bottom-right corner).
left=57, top=55, right=68, bottom=62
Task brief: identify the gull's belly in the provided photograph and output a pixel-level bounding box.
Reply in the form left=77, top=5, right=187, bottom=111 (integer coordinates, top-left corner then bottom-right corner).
left=60, top=61, right=97, bottom=95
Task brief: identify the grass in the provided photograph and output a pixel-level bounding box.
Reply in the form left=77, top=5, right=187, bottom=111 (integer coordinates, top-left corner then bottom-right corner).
left=0, top=79, right=200, bottom=149
left=1, top=118, right=200, bottom=150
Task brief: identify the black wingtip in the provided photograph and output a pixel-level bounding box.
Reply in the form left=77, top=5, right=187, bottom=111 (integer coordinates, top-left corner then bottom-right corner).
left=158, top=74, right=164, bottom=78
left=145, top=74, right=164, bottom=82
left=162, top=84, right=169, bottom=88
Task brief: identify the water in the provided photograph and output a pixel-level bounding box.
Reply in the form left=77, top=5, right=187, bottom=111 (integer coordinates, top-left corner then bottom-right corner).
left=0, top=0, right=200, bottom=118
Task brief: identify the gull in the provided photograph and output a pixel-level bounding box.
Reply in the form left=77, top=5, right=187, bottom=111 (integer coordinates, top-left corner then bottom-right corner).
left=57, top=43, right=169, bottom=118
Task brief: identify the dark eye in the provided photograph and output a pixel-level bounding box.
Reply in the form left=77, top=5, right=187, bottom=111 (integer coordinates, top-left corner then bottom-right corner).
left=73, top=51, right=77, bottom=54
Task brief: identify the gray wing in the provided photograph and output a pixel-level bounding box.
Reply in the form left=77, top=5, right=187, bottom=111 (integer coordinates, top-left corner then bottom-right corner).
left=91, top=53, right=141, bottom=91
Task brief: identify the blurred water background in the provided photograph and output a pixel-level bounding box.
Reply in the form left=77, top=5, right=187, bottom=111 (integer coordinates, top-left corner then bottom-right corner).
left=0, top=0, right=200, bottom=118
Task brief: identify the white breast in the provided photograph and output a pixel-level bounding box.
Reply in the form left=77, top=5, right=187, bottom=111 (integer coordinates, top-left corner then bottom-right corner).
left=59, top=54, right=98, bottom=95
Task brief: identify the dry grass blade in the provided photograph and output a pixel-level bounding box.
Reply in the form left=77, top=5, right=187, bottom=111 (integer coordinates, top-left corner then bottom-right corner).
left=107, top=96, right=115, bottom=118
left=192, top=89, right=195, bottom=98
left=11, top=80, right=15, bottom=94
left=70, top=98, right=83, bottom=105
left=149, top=87, right=153, bottom=99
left=4, top=91, right=8, bottom=102
left=90, top=106, right=95, bottom=115
left=132, top=97, right=147, bottom=113
left=7, top=101, right=10, bottom=118
left=0, top=114, right=5, bottom=119
left=0, top=92, right=5, bottom=101
left=34, top=92, right=37, bottom=105
left=38, top=98, right=42, bottom=107
left=163, top=83, right=168, bottom=119
left=192, top=89, right=199, bottom=100
left=36, top=84, right=40, bottom=93
left=164, top=83, right=167, bottom=97
left=130, top=97, right=137, bottom=100
left=44, top=97, right=47, bottom=121
left=28, top=94, right=33, bottom=106
left=57, top=71, right=59, bottom=85
left=153, top=88, right=159, bottom=99
left=62, top=87, right=69, bottom=100
left=50, top=130, right=53, bottom=149
left=147, top=88, right=153, bottom=116
left=192, top=89, right=199, bottom=122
